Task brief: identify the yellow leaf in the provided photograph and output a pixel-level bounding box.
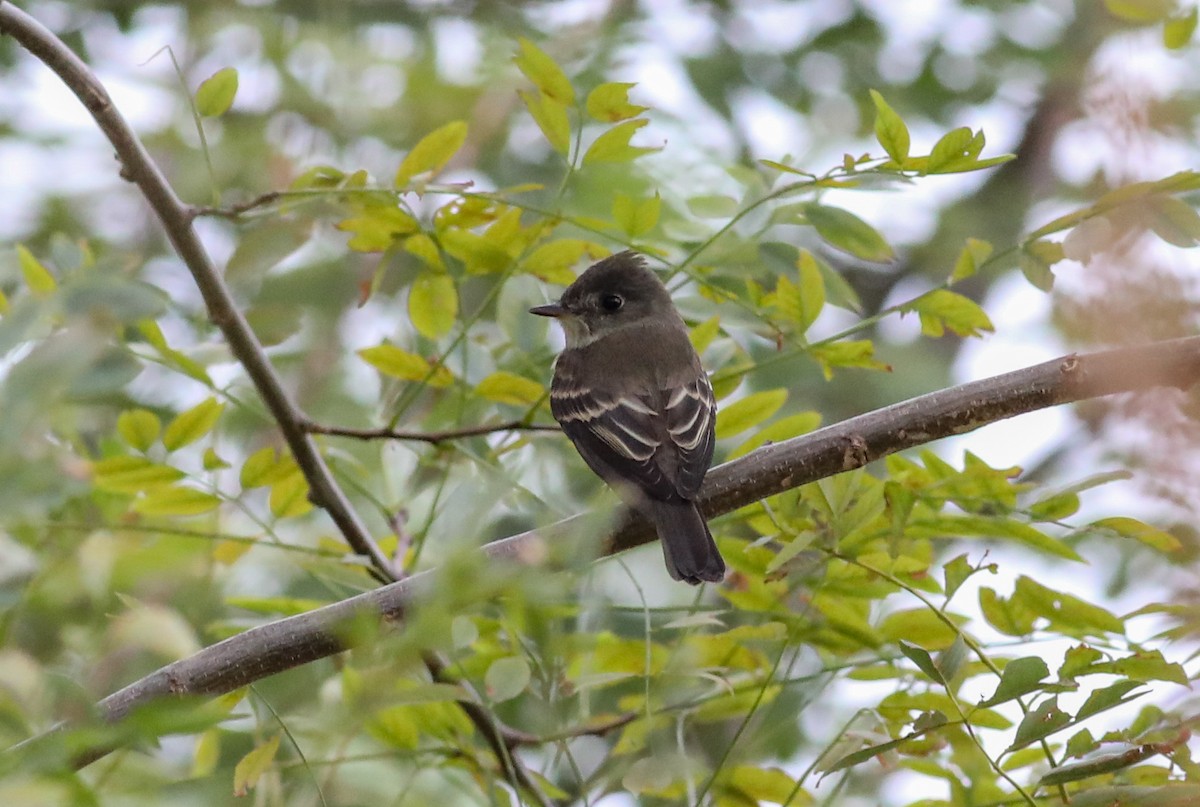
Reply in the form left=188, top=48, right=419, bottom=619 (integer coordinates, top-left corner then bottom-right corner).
left=514, top=38, right=574, bottom=104
left=584, top=119, right=658, bottom=164
left=519, top=89, right=571, bottom=155
left=269, top=472, right=312, bottom=518
left=196, top=67, right=238, bottom=116
left=586, top=82, right=647, bottom=122
left=613, top=192, right=661, bottom=238
left=117, top=409, right=161, bottom=452
left=715, top=389, right=788, bottom=439
left=132, top=485, right=222, bottom=516
left=162, top=397, right=225, bottom=451
left=476, top=371, right=545, bottom=406
left=358, top=344, right=454, bottom=387
left=17, top=245, right=56, bottom=295
left=92, top=456, right=184, bottom=493
left=395, top=120, right=468, bottom=186
left=404, top=233, right=445, bottom=271
left=523, top=239, right=588, bottom=284
left=233, top=734, right=281, bottom=797
left=409, top=272, right=458, bottom=339
left=240, top=446, right=296, bottom=488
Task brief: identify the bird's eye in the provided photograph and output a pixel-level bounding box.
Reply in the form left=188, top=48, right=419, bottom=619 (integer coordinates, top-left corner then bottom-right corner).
left=600, top=293, right=624, bottom=312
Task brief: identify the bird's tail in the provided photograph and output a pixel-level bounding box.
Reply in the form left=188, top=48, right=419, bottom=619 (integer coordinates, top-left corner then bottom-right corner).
left=650, top=500, right=725, bottom=585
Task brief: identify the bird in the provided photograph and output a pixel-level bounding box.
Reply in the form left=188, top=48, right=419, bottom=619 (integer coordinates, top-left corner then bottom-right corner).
left=529, top=251, right=725, bottom=584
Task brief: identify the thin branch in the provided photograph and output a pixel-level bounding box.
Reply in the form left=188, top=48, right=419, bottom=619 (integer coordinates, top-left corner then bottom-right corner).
left=8, top=335, right=1200, bottom=771
left=303, top=418, right=561, bottom=444
left=190, top=190, right=282, bottom=220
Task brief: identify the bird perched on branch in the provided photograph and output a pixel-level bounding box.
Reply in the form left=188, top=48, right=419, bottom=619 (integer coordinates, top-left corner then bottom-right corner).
left=530, top=251, right=725, bottom=584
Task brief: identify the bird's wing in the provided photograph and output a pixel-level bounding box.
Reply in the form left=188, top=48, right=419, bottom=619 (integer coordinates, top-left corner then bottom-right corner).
left=552, top=374, right=715, bottom=503
left=552, top=385, right=679, bottom=502
left=662, top=373, right=716, bottom=499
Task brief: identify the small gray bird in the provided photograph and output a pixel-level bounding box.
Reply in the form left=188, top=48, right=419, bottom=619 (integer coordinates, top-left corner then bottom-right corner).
left=530, top=251, right=725, bottom=584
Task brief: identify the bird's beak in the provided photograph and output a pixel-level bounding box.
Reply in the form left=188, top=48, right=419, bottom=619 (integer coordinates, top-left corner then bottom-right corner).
left=529, top=303, right=567, bottom=318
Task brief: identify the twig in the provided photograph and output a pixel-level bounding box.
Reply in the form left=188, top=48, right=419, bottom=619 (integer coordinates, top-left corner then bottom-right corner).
left=8, top=335, right=1200, bottom=771
left=303, top=418, right=561, bottom=444
left=190, top=190, right=282, bottom=220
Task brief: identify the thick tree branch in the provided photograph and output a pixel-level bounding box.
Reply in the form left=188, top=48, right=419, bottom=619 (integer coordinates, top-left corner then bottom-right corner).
left=11, top=335, right=1200, bottom=770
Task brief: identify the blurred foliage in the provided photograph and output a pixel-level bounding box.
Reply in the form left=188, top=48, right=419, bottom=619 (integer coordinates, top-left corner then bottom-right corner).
left=2, top=1, right=1200, bottom=805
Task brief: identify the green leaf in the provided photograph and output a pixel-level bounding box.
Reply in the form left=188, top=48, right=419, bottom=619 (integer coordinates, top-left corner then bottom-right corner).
left=523, top=239, right=590, bottom=284
left=687, top=194, right=739, bottom=219
left=586, top=82, right=647, bottom=122
left=233, top=733, right=280, bottom=796
left=1009, top=697, right=1070, bottom=751
left=870, top=89, right=910, bottom=163
left=117, top=409, right=162, bottom=452
left=358, top=345, right=454, bottom=387
left=240, top=446, right=296, bottom=489
left=395, top=121, right=469, bottom=186
left=1144, top=194, right=1200, bottom=247
left=726, top=765, right=801, bottom=804
left=978, top=656, right=1049, bottom=707
left=195, top=67, right=238, bottom=117
left=907, top=290, right=994, bottom=338
left=519, top=90, right=571, bottom=155
left=404, top=233, right=445, bottom=271
left=794, top=250, right=826, bottom=330
left=409, top=272, right=458, bottom=339
left=909, top=515, right=1083, bottom=561
left=926, top=127, right=983, bottom=174
left=439, top=228, right=515, bottom=276
left=813, top=251, right=862, bottom=312
left=729, top=411, right=821, bottom=460
left=336, top=204, right=418, bottom=252
left=1019, top=248, right=1056, bottom=291
left=132, top=485, right=222, bottom=516
left=1089, top=649, right=1188, bottom=685
left=1029, top=490, right=1081, bottom=521
left=476, top=371, right=544, bottom=406
left=880, top=612, right=961, bottom=653
left=803, top=204, right=894, bottom=262
left=583, top=119, right=657, bottom=164
left=17, top=245, right=56, bottom=295
left=92, top=456, right=184, bottom=493
left=1014, top=575, right=1125, bottom=636
left=613, top=192, right=661, bottom=237
left=514, top=38, right=574, bottom=104
left=942, top=553, right=973, bottom=601
left=162, top=398, right=225, bottom=451
left=1075, top=680, right=1146, bottom=722
left=689, top=316, right=721, bottom=353
left=202, top=448, right=228, bottom=471
left=715, top=389, right=787, bottom=439
left=1091, top=516, right=1181, bottom=552
left=950, top=237, right=993, bottom=281
left=809, top=340, right=891, bottom=380
left=485, top=656, right=531, bottom=703
left=979, top=587, right=1037, bottom=637
left=1164, top=7, right=1199, bottom=48
left=899, top=640, right=943, bottom=683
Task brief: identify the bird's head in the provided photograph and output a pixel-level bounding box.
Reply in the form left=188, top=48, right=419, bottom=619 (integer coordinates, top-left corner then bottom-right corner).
left=529, top=251, right=676, bottom=348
